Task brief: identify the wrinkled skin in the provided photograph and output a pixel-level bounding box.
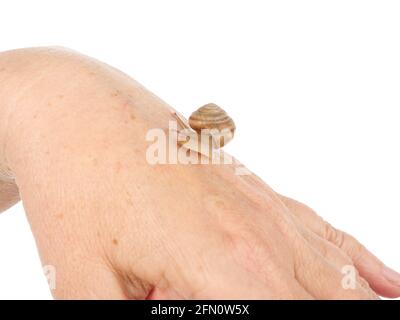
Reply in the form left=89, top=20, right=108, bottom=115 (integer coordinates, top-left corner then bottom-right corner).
left=0, top=47, right=399, bottom=299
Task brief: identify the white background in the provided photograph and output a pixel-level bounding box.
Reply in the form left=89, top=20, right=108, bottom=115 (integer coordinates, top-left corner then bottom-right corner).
left=0, top=0, right=399, bottom=299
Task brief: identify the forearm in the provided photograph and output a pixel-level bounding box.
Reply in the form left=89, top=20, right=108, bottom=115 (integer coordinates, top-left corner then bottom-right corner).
left=1, top=47, right=162, bottom=176
left=0, top=47, right=179, bottom=298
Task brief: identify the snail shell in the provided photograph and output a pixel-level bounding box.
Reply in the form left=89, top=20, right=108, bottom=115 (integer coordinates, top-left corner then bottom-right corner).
left=188, top=103, right=236, bottom=148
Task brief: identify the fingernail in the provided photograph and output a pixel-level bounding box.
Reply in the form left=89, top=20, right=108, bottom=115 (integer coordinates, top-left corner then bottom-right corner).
left=382, top=266, right=400, bottom=286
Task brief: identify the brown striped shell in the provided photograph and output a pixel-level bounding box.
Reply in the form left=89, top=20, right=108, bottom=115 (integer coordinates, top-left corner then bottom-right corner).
left=188, top=103, right=236, bottom=148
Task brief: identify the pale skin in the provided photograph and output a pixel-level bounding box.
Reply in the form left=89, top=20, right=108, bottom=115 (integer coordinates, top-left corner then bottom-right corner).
left=0, top=47, right=399, bottom=299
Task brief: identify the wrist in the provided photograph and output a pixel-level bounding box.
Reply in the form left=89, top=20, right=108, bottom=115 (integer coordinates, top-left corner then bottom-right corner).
left=0, top=47, right=107, bottom=181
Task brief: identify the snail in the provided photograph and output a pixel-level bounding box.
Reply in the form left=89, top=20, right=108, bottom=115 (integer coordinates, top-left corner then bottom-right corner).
left=174, top=103, right=236, bottom=157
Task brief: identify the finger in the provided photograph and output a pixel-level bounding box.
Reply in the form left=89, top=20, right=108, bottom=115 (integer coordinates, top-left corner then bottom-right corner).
left=279, top=194, right=400, bottom=298
left=294, top=239, right=377, bottom=300
left=296, top=223, right=377, bottom=297
left=299, top=223, right=352, bottom=269
left=323, top=224, right=400, bottom=298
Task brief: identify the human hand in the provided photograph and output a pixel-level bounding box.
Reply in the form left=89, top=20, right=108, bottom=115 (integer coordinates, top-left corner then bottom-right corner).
left=0, top=47, right=399, bottom=299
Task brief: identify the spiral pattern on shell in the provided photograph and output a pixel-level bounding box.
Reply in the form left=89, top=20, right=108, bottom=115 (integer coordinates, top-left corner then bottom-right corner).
left=188, top=103, right=236, bottom=148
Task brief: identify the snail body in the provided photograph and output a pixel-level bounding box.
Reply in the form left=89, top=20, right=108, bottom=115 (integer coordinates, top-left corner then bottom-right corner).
left=174, top=103, right=235, bottom=157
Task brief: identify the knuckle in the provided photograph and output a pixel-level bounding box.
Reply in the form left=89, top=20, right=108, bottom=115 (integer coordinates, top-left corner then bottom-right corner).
left=324, top=223, right=345, bottom=248
left=324, top=224, right=366, bottom=262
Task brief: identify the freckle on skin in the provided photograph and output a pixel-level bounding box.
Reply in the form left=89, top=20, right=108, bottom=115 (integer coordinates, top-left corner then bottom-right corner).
left=112, top=239, right=118, bottom=245
left=55, top=213, right=64, bottom=219
left=110, top=90, right=121, bottom=97
left=58, top=94, right=64, bottom=99
left=130, top=114, right=136, bottom=120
